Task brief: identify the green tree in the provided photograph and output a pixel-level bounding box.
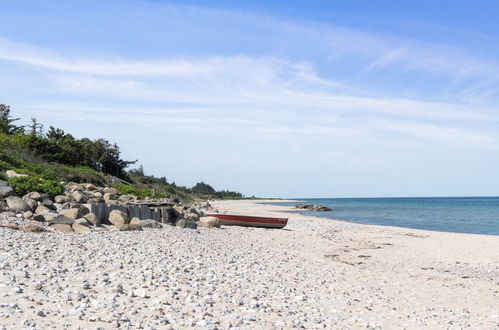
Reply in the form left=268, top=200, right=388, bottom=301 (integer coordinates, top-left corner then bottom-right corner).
left=0, top=104, right=22, bottom=135
left=28, top=117, right=43, bottom=136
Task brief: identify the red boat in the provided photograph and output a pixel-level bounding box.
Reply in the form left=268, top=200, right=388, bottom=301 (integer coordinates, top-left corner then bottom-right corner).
left=206, top=214, right=288, bottom=229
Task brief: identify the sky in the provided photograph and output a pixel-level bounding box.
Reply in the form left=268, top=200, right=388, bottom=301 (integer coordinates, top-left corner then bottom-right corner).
left=0, top=0, right=498, bottom=198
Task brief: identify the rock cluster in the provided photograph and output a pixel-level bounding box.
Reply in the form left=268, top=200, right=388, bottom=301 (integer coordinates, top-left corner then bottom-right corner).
left=0, top=181, right=221, bottom=233
left=295, top=203, right=333, bottom=211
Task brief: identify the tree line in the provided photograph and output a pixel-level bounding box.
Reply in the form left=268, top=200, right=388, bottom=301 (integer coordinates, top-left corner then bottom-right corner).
left=0, top=104, right=135, bottom=178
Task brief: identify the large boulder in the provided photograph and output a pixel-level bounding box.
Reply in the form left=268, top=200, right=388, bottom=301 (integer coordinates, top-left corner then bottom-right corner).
left=103, top=187, right=119, bottom=195
left=48, top=215, right=74, bottom=225
left=35, top=205, right=51, bottom=214
left=52, top=224, right=73, bottom=232
left=196, top=216, right=221, bottom=228
left=108, top=210, right=129, bottom=225
left=112, top=223, right=142, bottom=231
left=23, top=198, right=38, bottom=211
left=176, top=219, right=197, bottom=229
left=183, top=213, right=199, bottom=222
left=23, top=191, right=43, bottom=201
left=83, top=212, right=100, bottom=226
left=140, top=219, right=163, bottom=229
left=103, top=193, right=118, bottom=201
left=0, top=185, right=14, bottom=198
left=59, top=208, right=83, bottom=220
left=5, top=196, right=31, bottom=212
left=40, top=198, right=54, bottom=207
left=54, top=195, right=70, bottom=204
left=72, top=223, right=91, bottom=233
left=72, top=191, right=87, bottom=203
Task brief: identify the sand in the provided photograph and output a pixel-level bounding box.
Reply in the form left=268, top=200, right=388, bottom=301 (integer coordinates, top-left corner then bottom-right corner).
left=0, top=199, right=497, bottom=329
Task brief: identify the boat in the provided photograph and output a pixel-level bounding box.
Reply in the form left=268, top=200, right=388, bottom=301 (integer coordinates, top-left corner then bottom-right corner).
left=206, top=214, right=288, bottom=229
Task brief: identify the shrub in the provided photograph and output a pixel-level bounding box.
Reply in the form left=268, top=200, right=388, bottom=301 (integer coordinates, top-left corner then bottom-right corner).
left=7, top=176, right=64, bottom=197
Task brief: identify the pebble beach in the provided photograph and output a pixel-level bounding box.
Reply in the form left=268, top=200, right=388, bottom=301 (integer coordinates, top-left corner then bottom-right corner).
left=1, top=200, right=498, bottom=329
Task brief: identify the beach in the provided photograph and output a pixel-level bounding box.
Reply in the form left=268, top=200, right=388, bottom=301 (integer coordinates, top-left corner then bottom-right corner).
left=0, top=199, right=498, bottom=329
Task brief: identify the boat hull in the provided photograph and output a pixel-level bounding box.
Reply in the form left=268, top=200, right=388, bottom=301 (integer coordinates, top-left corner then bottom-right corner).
left=206, top=214, right=288, bottom=229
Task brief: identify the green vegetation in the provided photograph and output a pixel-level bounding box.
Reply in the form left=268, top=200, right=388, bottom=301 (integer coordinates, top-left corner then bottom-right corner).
left=0, top=104, right=248, bottom=201
left=7, top=176, right=64, bottom=197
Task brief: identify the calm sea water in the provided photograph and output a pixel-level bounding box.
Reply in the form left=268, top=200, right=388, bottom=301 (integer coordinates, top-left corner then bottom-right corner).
left=273, top=197, right=499, bottom=236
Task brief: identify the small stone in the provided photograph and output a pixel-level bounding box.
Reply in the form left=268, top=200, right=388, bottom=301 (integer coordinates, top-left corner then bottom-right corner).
left=32, top=214, right=46, bottom=222
left=12, top=286, right=23, bottom=294
left=23, top=211, right=34, bottom=219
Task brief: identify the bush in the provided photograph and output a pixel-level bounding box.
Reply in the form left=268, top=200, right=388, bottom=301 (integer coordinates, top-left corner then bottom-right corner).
left=7, top=176, right=64, bottom=197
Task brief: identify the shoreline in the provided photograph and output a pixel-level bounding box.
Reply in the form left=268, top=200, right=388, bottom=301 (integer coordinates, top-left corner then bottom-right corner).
left=0, top=200, right=497, bottom=328
left=251, top=198, right=499, bottom=237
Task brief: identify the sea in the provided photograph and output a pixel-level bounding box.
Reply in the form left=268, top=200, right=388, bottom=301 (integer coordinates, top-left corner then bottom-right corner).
left=271, top=197, right=499, bottom=236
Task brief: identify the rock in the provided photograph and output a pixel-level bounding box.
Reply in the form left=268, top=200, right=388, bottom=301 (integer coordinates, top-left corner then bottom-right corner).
left=87, top=197, right=104, bottom=204
left=83, top=183, right=98, bottom=191
left=48, top=215, right=74, bottom=225
left=59, top=208, right=83, bottom=220
left=54, top=195, right=70, bottom=204
left=74, top=218, right=92, bottom=227
left=83, top=212, right=100, bottom=226
left=103, top=187, right=119, bottom=194
left=23, top=198, right=38, bottom=211
left=52, top=224, right=73, bottom=232
left=183, top=212, right=200, bottom=222
left=0, top=223, right=19, bottom=230
left=0, top=200, right=7, bottom=212
left=103, top=193, right=118, bottom=201
left=92, top=192, right=103, bottom=198
left=294, top=204, right=332, bottom=211
left=176, top=219, right=198, bottom=229
left=23, top=211, right=34, bottom=219
left=24, top=191, right=43, bottom=201
left=0, top=185, right=14, bottom=198
left=196, top=216, right=221, bottom=228
left=129, top=217, right=141, bottom=226
left=0, top=180, right=7, bottom=186
left=0, top=211, right=16, bottom=219
left=133, top=289, right=149, bottom=298
left=5, top=170, right=27, bottom=178
left=108, top=210, right=129, bottom=225
left=40, top=198, right=54, bottom=207
left=32, top=214, right=46, bottom=222
left=72, top=223, right=91, bottom=233
left=140, top=219, right=163, bottom=229
left=72, top=191, right=87, bottom=203
left=112, top=223, right=142, bottom=231
left=5, top=196, right=31, bottom=212
left=35, top=205, right=51, bottom=214
left=22, top=224, right=49, bottom=233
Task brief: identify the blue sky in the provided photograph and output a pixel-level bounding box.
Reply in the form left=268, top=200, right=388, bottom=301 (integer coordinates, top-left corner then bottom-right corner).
left=1, top=0, right=498, bottom=198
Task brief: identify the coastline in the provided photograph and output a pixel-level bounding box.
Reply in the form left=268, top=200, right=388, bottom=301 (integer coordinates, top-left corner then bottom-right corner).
left=0, top=199, right=497, bottom=329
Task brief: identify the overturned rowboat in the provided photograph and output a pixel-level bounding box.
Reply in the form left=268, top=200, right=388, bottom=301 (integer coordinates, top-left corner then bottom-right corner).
left=206, top=214, right=288, bottom=229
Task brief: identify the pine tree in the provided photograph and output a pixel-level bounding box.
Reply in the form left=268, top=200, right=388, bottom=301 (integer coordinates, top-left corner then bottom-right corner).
left=0, top=104, right=21, bottom=135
